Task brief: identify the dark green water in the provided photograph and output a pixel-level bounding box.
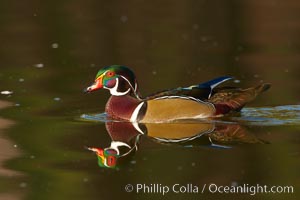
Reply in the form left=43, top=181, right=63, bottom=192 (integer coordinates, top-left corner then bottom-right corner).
left=1, top=0, right=300, bottom=199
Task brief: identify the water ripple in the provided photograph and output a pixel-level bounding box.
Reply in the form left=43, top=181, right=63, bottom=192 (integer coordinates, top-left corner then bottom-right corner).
left=231, top=105, right=300, bottom=126
left=80, top=105, right=300, bottom=126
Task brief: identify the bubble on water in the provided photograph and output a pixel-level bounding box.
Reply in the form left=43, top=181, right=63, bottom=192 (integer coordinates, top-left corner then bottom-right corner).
left=182, top=34, right=189, bottom=40
left=237, top=45, right=244, bottom=51
left=30, top=155, right=35, bottom=159
left=177, top=166, right=183, bottom=171
left=254, top=74, right=259, bottom=78
left=152, top=70, right=157, bottom=75
left=200, top=36, right=208, bottom=42
left=53, top=97, right=61, bottom=101
left=51, top=43, right=59, bottom=48
left=90, top=63, right=95, bottom=67
left=192, top=24, right=199, bottom=30
left=234, top=79, right=241, bottom=83
left=83, top=178, right=89, bottom=183
left=13, top=144, right=18, bottom=148
left=15, top=103, right=21, bottom=106
left=130, top=160, right=136, bottom=165
left=34, top=63, right=44, bottom=68
left=235, top=56, right=240, bottom=61
left=19, top=78, right=25, bottom=82
left=120, top=15, right=128, bottom=23
left=1, top=90, right=13, bottom=95
left=191, top=162, right=196, bottom=167
left=231, top=181, right=238, bottom=187
left=19, top=182, right=27, bottom=188
left=284, top=69, right=289, bottom=73
left=213, top=41, right=219, bottom=46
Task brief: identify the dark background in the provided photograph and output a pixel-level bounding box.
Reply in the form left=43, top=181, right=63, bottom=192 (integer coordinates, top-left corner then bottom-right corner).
left=0, top=0, right=299, bottom=200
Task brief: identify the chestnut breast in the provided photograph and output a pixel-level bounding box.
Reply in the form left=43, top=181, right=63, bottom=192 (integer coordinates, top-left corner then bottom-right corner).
left=105, top=95, right=142, bottom=121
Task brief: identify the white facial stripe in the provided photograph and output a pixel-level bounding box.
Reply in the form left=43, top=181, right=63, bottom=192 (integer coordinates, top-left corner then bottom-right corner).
left=120, top=75, right=140, bottom=99
left=134, top=82, right=137, bottom=92
left=108, top=141, right=131, bottom=155
left=108, top=78, right=130, bottom=96
left=130, top=102, right=144, bottom=122
left=120, top=75, right=135, bottom=91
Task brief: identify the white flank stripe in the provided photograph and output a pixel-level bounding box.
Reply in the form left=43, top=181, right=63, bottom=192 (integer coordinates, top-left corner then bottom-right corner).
left=132, top=122, right=145, bottom=134
left=130, top=102, right=144, bottom=122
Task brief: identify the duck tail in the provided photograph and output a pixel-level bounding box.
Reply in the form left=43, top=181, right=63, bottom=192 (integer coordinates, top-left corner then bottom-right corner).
left=254, top=83, right=271, bottom=94
left=210, top=83, right=271, bottom=115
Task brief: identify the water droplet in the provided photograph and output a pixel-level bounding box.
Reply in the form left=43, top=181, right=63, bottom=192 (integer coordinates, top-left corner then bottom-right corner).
left=120, top=15, right=128, bottom=23
left=15, top=103, right=20, bottom=106
left=13, top=144, right=18, bottom=148
left=51, top=43, right=59, bottom=48
left=234, top=79, right=240, bottom=83
left=152, top=70, right=157, bottom=75
left=53, top=97, right=61, bottom=101
left=1, top=90, right=13, bottom=95
left=34, top=63, right=44, bottom=68
left=30, top=155, right=35, bottom=159
left=191, top=162, right=196, bottom=167
left=19, top=78, right=25, bottom=82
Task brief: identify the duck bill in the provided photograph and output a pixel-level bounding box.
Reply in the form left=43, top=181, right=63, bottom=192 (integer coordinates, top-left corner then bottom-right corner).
left=84, top=76, right=103, bottom=93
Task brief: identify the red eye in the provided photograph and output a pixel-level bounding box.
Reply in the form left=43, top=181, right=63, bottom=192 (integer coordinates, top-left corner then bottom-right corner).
left=106, top=71, right=115, bottom=77
left=106, top=156, right=117, bottom=167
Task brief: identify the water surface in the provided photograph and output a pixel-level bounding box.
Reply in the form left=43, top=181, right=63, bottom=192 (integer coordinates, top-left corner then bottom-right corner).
left=1, top=0, right=300, bottom=199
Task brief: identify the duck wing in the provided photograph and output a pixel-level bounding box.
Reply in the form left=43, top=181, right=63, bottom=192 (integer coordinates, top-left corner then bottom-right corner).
left=210, top=83, right=271, bottom=114
left=145, top=76, right=233, bottom=100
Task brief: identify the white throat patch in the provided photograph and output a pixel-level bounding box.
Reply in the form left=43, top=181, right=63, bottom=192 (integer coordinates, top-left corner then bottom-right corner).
left=105, top=78, right=130, bottom=96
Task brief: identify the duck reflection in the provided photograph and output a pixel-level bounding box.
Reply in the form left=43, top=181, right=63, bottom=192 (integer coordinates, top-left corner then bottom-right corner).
left=87, top=121, right=265, bottom=168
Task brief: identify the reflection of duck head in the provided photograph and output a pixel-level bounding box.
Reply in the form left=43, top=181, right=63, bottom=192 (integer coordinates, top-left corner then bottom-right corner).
left=87, top=147, right=118, bottom=168
left=88, top=120, right=265, bottom=168
left=87, top=122, right=142, bottom=168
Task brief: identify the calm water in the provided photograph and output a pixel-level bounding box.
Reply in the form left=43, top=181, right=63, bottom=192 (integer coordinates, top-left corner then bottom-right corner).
left=1, top=0, right=300, bottom=200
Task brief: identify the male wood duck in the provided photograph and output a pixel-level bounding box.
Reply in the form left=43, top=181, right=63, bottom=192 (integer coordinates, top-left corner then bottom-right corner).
left=84, top=65, right=270, bottom=123
left=87, top=121, right=264, bottom=168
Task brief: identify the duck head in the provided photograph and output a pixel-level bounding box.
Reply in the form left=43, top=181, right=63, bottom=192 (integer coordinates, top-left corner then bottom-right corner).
left=85, top=65, right=139, bottom=98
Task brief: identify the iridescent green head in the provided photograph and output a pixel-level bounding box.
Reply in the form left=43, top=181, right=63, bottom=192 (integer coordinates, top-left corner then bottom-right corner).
left=87, top=147, right=119, bottom=169
left=85, top=65, right=138, bottom=97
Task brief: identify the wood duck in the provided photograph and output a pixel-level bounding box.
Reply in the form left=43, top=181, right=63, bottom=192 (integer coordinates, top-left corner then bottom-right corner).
left=84, top=65, right=271, bottom=123
left=87, top=121, right=265, bottom=168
